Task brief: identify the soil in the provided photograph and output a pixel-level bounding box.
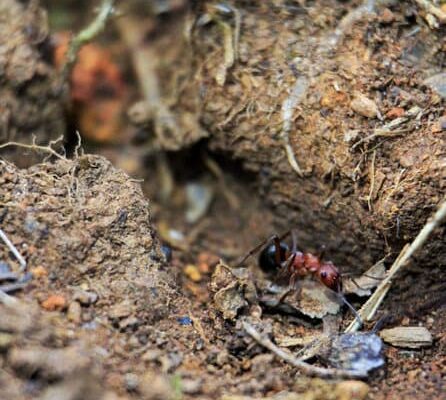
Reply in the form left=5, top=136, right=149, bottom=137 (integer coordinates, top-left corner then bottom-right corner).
left=0, top=1, right=445, bottom=400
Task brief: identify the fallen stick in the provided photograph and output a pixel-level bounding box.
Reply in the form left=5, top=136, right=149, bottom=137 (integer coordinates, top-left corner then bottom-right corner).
left=243, top=321, right=366, bottom=379
left=345, top=197, right=446, bottom=333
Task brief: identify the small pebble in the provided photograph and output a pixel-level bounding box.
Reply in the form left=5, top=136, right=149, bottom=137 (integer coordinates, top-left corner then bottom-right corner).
left=0, top=262, right=11, bottom=274
left=424, top=72, right=446, bottom=98
left=73, top=288, right=98, bottom=305
left=335, top=380, right=369, bottom=400
left=386, top=107, right=405, bottom=119
left=184, top=264, right=202, bottom=282
left=0, top=333, right=15, bottom=350
left=185, top=182, right=214, bottom=224
left=379, top=8, right=395, bottom=24
left=329, top=333, right=384, bottom=374
left=31, top=266, right=48, bottom=278
left=177, top=316, right=193, bottom=326
left=161, top=244, right=172, bottom=262
left=67, top=301, right=82, bottom=323
left=351, top=93, right=379, bottom=118
left=41, top=295, right=67, bottom=311
left=124, top=373, right=139, bottom=392
left=439, top=116, right=446, bottom=130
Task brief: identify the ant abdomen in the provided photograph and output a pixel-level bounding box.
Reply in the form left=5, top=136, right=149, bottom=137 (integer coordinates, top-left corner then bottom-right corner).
left=259, top=242, right=289, bottom=273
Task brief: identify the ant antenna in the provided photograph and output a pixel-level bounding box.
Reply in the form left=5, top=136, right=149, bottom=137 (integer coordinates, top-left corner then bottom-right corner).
left=339, top=294, right=363, bottom=329
left=335, top=281, right=363, bottom=328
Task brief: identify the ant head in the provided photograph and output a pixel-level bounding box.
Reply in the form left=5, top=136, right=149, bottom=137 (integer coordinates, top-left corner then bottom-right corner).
left=259, top=242, right=289, bottom=274
left=318, top=261, right=341, bottom=291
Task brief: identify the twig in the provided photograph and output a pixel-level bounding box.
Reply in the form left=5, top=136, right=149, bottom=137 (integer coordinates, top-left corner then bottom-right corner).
left=345, top=197, right=446, bottom=332
left=243, top=321, right=366, bottom=379
left=0, top=228, right=27, bottom=272
left=61, top=0, right=116, bottom=82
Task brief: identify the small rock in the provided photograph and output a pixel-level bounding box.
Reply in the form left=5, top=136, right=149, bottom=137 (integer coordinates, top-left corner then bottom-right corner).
left=109, top=299, right=133, bottom=319
left=0, top=262, right=11, bottom=274
left=379, top=326, right=433, bottom=348
left=386, top=107, right=405, bottom=119
left=142, top=348, right=163, bottom=362
left=351, top=93, right=379, bottom=118
left=0, top=332, right=15, bottom=351
left=67, top=301, right=82, bottom=323
left=401, top=316, right=410, bottom=326
left=216, top=349, right=230, bottom=366
left=379, top=8, right=395, bottom=24
left=124, top=373, right=139, bottom=391
left=335, top=380, right=369, bottom=400
left=31, top=265, right=48, bottom=278
left=343, top=130, right=360, bottom=144
left=329, top=333, right=384, bottom=374
left=184, top=264, right=202, bottom=282
left=72, top=288, right=98, bottom=305
left=41, top=294, right=67, bottom=311
left=424, top=72, right=446, bottom=98
left=177, top=316, right=193, bottom=326
left=439, top=116, right=446, bottom=131
left=185, top=182, right=214, bottom=224
left=181, top=378, right=202, bottom=394
left=119, top=316, right=140, bottom=329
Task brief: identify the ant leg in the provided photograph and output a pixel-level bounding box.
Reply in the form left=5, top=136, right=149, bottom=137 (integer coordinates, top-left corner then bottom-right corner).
left=272, top=235, right=283, bottom=266
left=277, top=253, right=296, bottom=280
left=235, top=230, right=291, bottom=267
left=317, top=244, right=326, bottom=260
left=291, top=229, right=298, bottom=253
left=235, top=234, right=279, bottom=267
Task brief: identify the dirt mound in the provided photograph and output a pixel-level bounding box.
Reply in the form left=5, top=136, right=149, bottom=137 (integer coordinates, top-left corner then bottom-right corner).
left=0, top=155, right=179, bottom=399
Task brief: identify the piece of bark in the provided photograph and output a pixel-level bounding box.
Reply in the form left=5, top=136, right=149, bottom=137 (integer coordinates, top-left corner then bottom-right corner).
left=379, top=327, right=433, bottom=348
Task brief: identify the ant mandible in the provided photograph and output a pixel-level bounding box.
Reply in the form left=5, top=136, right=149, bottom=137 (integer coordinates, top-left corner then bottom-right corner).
left=237, top=230, right=362, bottom=325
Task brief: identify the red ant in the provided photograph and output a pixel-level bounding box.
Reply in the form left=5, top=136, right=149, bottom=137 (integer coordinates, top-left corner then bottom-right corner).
left=237, top=230, right=362, bottom=325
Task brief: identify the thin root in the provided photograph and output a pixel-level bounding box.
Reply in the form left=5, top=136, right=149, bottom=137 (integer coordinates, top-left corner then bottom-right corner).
left=0, top=135, right=66, bottom=161
left=243, top=321, right=366, bottom=379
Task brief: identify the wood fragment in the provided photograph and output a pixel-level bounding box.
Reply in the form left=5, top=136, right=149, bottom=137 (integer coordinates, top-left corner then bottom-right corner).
left=243, top=321, right=366, bottom=379
left=345, top=197, right=446, bottom=332
left=379, top=326, right=433, bottom=348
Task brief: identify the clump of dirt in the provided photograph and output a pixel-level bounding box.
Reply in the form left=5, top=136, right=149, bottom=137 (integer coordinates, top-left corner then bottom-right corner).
left=0, top=0, right=65, bottom=166
left=0, top=155, right=181, bottom=398
left=0, top=155, right=176, bottom=323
